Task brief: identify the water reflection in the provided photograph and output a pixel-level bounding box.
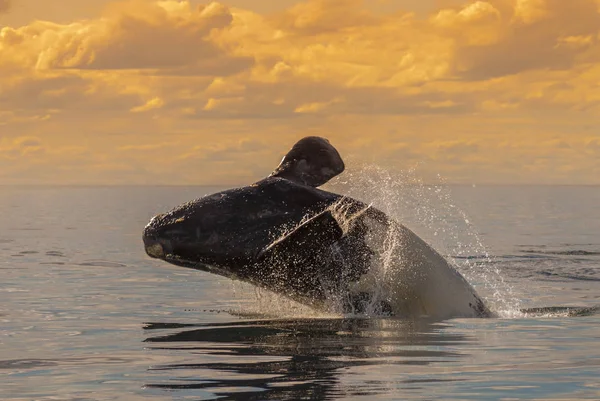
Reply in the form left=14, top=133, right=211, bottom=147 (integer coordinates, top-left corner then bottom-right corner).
left=143, top=318, right=471, bottom=400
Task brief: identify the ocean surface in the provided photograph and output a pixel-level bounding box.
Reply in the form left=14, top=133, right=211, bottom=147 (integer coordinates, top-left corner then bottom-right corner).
left=1, top=181, right=599, bottom=400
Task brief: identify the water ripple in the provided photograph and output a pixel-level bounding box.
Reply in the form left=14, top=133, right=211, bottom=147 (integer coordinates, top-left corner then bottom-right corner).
left=143, top=318, right=470, bottom=399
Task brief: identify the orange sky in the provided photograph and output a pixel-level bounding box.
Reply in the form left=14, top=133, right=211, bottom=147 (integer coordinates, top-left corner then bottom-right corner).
left=1, top=0, right=599, bottom=185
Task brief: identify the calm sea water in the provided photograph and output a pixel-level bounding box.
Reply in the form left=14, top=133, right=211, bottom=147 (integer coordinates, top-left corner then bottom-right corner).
left=1, top=183, right=599, bottom=400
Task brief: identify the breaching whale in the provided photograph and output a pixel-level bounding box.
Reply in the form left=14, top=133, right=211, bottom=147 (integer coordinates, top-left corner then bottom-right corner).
left=143, top=137, right=492, bottom=319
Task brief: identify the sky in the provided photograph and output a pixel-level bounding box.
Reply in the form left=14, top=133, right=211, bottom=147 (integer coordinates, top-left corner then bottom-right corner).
left=0, top=0, right=599, bottom=185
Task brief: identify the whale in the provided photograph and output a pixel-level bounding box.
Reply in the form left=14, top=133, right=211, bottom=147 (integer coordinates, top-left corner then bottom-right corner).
left=143, top=136, right=492, bottom=319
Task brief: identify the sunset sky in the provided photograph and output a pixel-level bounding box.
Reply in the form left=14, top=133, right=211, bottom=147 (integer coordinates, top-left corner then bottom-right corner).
left=1, top=0, right=599, bottom=185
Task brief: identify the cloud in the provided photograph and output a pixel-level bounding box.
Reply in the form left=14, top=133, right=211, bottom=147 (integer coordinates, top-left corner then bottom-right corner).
left=271, top=0, right=380, bottom=35
left=450, top=0, right=600, bottom=80
left=586, top=137, right=600, bottom=153
left=130, top=97, right=164, bottom=113
left=1, top=0, right=600, bottom=185
left=3, top=0, right=600, bottom=119
left=0, top=73, right=146, bottom=114
left=425, top=140, right=480, bottom=163
left=72, top=2, right=236, bottom=71
left=0, top=136, right=43, bottom=158
left=179, top=138, right=266, bottom=162
left=0, top=1, right=252, bottom=75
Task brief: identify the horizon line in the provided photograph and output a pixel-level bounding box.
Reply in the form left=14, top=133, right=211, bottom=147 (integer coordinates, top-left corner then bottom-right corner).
left=1, top=183, right=600, bottom=188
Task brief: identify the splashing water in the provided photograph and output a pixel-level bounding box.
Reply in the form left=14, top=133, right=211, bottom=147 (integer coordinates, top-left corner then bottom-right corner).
left=326, top=198, right=401, bottom=316
left=226, top=163, right=524, bottom=319
left=325, top=164, right=523, bottom=318
left=228, top=280, right=341, bottom=319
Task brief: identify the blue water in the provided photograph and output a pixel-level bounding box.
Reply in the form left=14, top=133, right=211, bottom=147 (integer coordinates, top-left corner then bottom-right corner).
left=1, top=184, right=599, bottom=400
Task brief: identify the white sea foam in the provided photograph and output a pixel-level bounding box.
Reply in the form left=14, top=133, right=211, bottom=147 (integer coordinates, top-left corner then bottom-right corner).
left=327, top=163, right=523, bottom=317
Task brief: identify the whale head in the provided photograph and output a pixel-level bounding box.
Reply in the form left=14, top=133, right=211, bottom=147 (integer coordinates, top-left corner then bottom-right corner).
left=142, top=136, right=350, bottom=296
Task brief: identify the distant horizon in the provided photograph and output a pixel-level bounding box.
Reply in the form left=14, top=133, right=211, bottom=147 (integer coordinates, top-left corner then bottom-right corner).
left=2, top=182, right=600, bottom=188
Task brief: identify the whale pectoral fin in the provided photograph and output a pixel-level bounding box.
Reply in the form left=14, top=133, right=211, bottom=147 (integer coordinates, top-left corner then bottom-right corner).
left=268, top=137, right=345, bottom=187
left=257, top=210, right=343, bottom=263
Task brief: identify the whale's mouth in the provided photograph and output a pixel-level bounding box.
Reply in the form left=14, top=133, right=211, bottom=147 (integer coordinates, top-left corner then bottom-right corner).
left=166, top=256, right=241, bottom=280
left=143, top=231, right=242, bottom=280
left=152, top=250, right=243, bottom=281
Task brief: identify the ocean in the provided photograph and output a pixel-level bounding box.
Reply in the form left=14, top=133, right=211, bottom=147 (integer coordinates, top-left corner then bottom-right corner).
left=1, top=181, right=599, bottom=400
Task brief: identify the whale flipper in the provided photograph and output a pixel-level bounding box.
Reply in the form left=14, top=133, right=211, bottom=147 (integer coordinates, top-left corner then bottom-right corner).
left=269, top=136, right=345, bottom=187
left=257, top=210, right=343, bottom=262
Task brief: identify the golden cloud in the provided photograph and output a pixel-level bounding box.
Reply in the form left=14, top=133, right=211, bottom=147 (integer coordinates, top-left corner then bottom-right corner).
left=0, top=0, right=599, bottom=185
left=2, top=0, right=599, bottom=117
left=0, top=136, right=43, bottom=158
left=0, top=1, right=250, bottom=73
left=271, top=0, right=379, bottom=34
